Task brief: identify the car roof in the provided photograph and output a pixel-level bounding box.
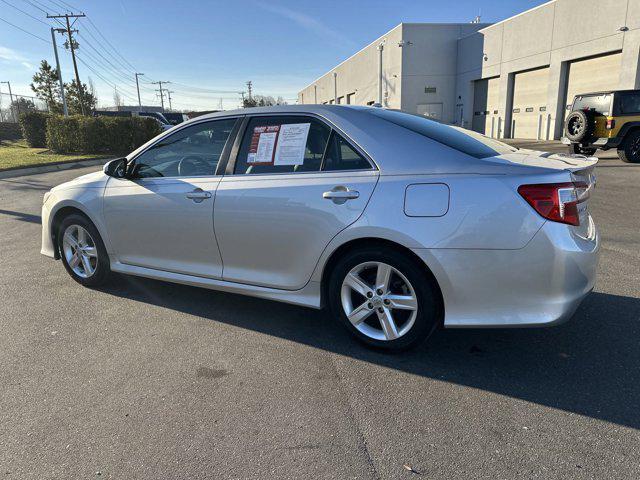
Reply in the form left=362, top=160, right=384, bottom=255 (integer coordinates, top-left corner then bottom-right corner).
left=574, top=89, right=639, bottom=97
left=188, top=104, right=371, bottom=121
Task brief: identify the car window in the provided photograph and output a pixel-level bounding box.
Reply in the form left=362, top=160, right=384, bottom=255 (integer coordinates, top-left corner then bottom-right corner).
left=134, top=118, right=237, bottom=178
left=322, top=131, right=371, bottom=171
left=572, top=94, right=612, bottom=116
left=234, top=116, right=330, bottom=174
left=619, top=94, right=640, bottom=114
left=365, top=108, right=517, bottom=159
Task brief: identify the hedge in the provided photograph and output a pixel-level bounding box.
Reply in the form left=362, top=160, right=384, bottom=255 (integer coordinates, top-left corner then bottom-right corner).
left=19, top=112, right=48, bottom=147
left=46, top=115, right=163, bottom=154
left=0, top=121, right=23, bottom=141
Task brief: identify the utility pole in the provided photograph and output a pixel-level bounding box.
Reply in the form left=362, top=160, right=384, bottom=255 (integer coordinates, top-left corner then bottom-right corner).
left=135, top=73, right=144, bottom=108
left=166, top=90, right=174, bottom=111
left=377, top=42, right=384, bottom=106
left=48, top=13, right=86, bottom=114
left=151, top=81, right=170, bottom=111
left=0, top=81, right=15, bottom=121
left=246, top=81, right=252, bottom=102
left=51, top=28, right=68, bottom=116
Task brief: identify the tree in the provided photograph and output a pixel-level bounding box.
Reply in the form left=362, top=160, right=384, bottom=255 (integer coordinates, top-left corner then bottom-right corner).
left=64, top=80, right=97, bottom=115
left=11, top=97, right=37, bottom=117
left=242, top=95, right=287, bottom=108
left=113, top=87, right=123, bottom=107
left=30, top=60, right=62, bottom=114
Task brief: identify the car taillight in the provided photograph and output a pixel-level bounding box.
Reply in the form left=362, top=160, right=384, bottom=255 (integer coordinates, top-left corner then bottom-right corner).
left=606, top=118, right=615, bottom=130
left=518, top=182, right=589, bottom=226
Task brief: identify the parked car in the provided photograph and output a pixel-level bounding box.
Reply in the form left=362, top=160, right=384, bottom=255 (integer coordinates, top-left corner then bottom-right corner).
left=41, top=105, right=599, bottom=351
left=135, top=112, right=172, bottom=131
left=162, top=112, right=188, bottom=125
left=562, top=89, right=640, bottom=162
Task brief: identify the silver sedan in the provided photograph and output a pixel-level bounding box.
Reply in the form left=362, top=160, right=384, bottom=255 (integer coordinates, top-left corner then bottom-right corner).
left=41, top=105, right=599, bottom=351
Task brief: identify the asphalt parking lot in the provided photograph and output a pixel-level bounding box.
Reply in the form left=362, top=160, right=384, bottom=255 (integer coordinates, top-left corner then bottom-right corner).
left=1, top=146, right=639, bottom=479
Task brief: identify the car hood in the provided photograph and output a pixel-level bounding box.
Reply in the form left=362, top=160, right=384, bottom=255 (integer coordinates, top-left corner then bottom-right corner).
left=488, top=148, right=598, bottom=173
left=51, top=169, right=108, bottom=191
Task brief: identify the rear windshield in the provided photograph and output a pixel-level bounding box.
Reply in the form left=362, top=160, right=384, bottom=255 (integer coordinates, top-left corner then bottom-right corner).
left=366, top=109, right=517, bottom=159
left=572, top=94, right=612, bottom=115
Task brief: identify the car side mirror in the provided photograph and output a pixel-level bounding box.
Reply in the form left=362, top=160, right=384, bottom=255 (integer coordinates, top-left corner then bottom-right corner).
left=103, top=158, right=128, bottom=178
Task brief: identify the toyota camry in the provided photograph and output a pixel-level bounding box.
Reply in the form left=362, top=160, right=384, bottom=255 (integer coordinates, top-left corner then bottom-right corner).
left=41, top=105, right=599, bottom=351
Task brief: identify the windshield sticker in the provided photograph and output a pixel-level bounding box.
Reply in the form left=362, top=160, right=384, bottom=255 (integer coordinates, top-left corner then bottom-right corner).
left=274, top=123, right=311, bottom=166
left=247, top=125, right=280, bottom=164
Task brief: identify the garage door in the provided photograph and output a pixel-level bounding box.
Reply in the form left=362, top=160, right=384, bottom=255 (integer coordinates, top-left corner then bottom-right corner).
left=565, top=52, right=622, bottom=117
left=472, top=77, right=500, bottom=137
left=511, top=67, right=550, bottom=139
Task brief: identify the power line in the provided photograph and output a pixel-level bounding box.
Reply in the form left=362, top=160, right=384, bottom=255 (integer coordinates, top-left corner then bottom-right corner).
left=75, top=57, right=139, bottom=103
left=84, top=16, right=138, bottom=72
left=0, top=15, right=51, bottom=43
left=21, top=0, right=48, bottom=14
left=1, top=0, right=51, bottom=26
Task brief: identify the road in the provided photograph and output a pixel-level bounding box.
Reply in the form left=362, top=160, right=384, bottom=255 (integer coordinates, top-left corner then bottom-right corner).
left=0, top=149, right=639, bottom=479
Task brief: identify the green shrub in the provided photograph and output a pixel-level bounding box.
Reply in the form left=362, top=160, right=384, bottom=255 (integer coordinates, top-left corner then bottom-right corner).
left=0, top=122, right=23, bottom=141
left=46, top=115, right=162, bottom=154
left=19, top=112, right=49, bottom=147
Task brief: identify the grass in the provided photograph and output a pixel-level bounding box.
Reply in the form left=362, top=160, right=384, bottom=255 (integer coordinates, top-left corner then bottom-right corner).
left=0, top=139, right=111, bottom=171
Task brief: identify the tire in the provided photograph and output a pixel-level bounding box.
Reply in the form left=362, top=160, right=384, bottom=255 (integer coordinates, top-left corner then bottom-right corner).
left=327, top=246, right=442, bottom=352
left=565, top=110, right=592, bottom=142
left=57, top=213, right=111, bottom=287
left=569, top=144, right=597, bottom=156
left=617, top=129, right=640, bottom=163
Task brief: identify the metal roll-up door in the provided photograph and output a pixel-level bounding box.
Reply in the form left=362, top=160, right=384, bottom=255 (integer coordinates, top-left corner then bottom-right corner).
left=512, top=67, right=550, bottom=139
left=565, top=52, right=622, bottom=117
left=472, top=77, right=500, bottom=137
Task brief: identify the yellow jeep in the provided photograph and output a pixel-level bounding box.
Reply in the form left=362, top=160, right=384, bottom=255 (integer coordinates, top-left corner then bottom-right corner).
left=562, top=90, right=640, bottom=163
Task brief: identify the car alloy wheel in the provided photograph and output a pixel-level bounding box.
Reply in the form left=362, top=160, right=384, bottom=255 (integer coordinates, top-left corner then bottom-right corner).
left=61, top=224, right=98, bottom=278
left=340, top=261, right=418, bottom=341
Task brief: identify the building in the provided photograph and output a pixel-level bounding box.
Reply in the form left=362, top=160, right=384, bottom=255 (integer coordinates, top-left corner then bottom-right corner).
left=297, top=0, right=640, bottom=140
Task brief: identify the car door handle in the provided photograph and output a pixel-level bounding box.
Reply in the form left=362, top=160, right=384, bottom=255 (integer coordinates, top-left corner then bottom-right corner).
left=186, top=189, right=212, bottom=202
left=323, top=187, right=360, bottom=204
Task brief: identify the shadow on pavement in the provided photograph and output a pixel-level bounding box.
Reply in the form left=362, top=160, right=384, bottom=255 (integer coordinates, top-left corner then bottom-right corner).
left=100, top=274, right=640, bottom=430
left=0, top=208, right=41, bottom=224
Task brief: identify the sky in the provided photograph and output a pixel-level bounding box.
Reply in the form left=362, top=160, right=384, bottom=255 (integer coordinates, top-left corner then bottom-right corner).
left=0, top=0, right=546, bottom=111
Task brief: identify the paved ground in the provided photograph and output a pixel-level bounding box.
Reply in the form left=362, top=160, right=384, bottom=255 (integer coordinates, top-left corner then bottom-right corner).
left=1, top=145, right=639, bottom=479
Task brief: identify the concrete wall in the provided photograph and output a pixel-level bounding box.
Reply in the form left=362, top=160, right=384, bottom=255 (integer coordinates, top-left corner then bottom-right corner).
left=400, top=23, right=488, bottom=123
left=298, top=24, right=404, bottom=108
left=457, top=0, right=640, bottom=139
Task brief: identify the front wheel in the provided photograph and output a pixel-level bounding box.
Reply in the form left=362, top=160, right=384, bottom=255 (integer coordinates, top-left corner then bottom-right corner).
left=618, top=130, right=640, bottom=163
left=328, top=247, right=442, bottom=351
left=57, top=213, right=111, bottom=287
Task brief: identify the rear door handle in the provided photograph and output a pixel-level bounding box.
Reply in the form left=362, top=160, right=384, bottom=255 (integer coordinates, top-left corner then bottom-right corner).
left=323, top=186, right=360, bottom=204
left=186, top=188, right=212, bottom=203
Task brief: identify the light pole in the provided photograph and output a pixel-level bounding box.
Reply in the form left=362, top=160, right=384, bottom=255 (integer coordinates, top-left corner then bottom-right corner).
left=314, top=85, right=317, bottom=104
left=51, top=28, right=68, bottom=116
left=135, top=73, right=144, bottom=108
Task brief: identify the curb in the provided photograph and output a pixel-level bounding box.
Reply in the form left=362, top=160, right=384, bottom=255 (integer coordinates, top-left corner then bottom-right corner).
left=0, top=157, right=112, bottom=180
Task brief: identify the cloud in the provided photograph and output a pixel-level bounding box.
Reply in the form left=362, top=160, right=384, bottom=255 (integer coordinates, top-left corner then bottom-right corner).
left=257, top=3, right=357, bottom=49
left=0, top=46, right=35, bottom=70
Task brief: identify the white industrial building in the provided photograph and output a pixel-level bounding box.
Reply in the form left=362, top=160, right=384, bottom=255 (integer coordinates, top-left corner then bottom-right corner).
left=298, top=0, right=640, bottom=140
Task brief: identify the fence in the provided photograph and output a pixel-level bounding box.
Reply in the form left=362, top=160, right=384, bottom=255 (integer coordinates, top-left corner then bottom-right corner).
left=0, top=92, right=48, bottom=123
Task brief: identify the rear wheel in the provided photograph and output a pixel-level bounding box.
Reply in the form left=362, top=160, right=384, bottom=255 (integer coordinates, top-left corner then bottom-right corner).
left=618, top=130, right=640, bottom=163
left=569, top=144, right=597, bottom=156
left=328, top=247, right=441, bottom=351
left=57, top=213, right=111, bottom=287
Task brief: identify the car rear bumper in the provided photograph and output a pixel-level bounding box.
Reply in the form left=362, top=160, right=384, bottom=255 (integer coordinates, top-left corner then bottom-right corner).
left=412, top=218, right=599, bottom=328
left=561, top=136, right=620, bottom=149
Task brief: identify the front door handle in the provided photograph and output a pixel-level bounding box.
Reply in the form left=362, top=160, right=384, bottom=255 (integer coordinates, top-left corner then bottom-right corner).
left=186, top=188, right=212, bottom=203
left=323, top=186, right=360, bottom=204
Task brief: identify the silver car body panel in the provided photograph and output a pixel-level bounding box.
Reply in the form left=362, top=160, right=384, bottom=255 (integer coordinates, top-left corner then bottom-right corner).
left=41, top=105, right=599, bottom=327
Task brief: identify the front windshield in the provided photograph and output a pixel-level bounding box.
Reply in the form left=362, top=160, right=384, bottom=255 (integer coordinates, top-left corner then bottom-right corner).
left=366, top=108, right=518, bottom=159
